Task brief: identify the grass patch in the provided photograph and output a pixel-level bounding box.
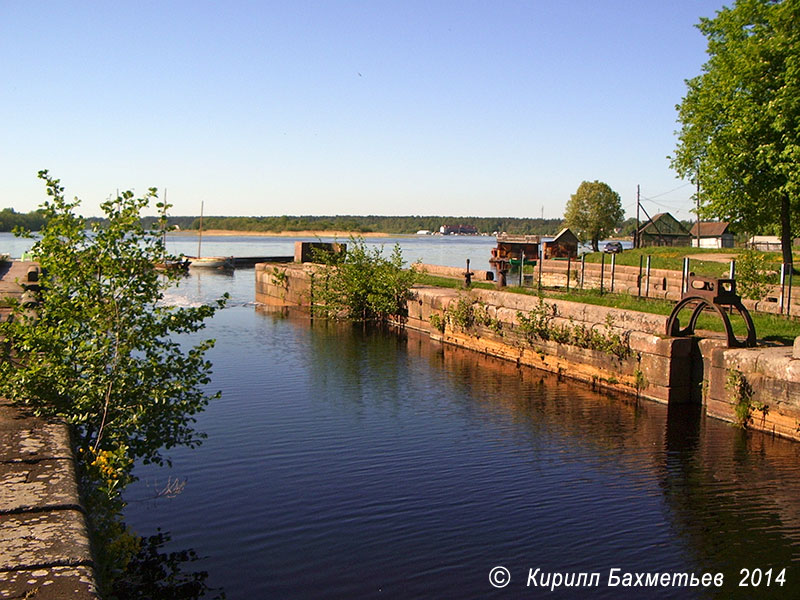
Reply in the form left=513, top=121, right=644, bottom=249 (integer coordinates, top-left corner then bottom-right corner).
left=416, top=273, right=495, bottom=291
left=581, top=247, right=733, bottom=277
left=414, top=273, right=800, bottom=345
left=580, top=247, right=797, bottom=279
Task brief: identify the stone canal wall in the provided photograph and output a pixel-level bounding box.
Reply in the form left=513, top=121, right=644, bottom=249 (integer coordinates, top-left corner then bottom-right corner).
left=0, top=399, right=97, bottom=599
left=255, top=262, right=800, bottom=441
left=698, top=339, right=800, bottom=440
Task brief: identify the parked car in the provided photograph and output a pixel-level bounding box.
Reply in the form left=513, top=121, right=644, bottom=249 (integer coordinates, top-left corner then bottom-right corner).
left=603, top=241, right=623, bottom=254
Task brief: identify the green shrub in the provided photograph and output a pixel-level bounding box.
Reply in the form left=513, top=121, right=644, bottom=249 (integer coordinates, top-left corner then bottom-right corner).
left=312, top=237, right=417, bottom=322
left=516, top=301, right=631, bottom=358
left=726, top=369, right=768, bottom=428
left=736, top=250, right=773, bottom=300
left=429, top=313, right=445, bottom=333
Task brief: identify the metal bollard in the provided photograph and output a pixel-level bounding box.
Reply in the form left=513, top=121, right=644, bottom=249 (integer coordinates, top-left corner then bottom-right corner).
left=464, top=259, right=473, bottom=288
left=610, top=253, right=616, bottom=293
left=580, top=255, right=585, bottom=290
left=600, top=253, right=605, bottom=294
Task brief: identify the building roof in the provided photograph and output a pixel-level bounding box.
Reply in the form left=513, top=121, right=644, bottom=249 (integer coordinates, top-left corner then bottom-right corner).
left=688, top=221, right=731, bottom=238
left=550, top=227, right=579, bottom=244
left=638, top=212, right=691, bottom=236
left=496, top=233, right=540, bottom=244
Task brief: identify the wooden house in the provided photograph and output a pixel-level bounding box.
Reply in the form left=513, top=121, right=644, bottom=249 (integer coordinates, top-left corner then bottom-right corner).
left=543, top=228, right=579, bottom=259
left=490, top=234, right=540, bottom=267
left=689, top=222, right=735, bottom=248
left=637, top=213, right=692, bottom=247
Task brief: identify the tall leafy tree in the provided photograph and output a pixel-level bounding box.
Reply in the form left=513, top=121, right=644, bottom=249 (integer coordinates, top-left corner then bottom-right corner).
left=564, top=180, right=624, bottom=251
left=671, top=0, right=800, bottom=265
left=0, top=171, right=226, bottom=589
left=1, top=171, right=225, bottom=473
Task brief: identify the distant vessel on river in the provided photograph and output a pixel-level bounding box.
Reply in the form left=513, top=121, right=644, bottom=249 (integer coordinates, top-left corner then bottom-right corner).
left=187, top=201, right=234, bottom=269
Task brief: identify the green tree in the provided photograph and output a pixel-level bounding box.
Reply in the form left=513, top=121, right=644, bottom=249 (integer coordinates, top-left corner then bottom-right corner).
left=0, top=171, right=226, bottom=589
left=564, top=180, right=624, bottom=251
left=671, top=0, right=800, bottom=266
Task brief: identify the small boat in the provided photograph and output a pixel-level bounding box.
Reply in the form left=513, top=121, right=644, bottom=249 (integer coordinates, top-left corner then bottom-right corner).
left=154, top=258, right=191, bottom=272
left=187, top=201, right=234, bottom=269
left=508, top=257, right=538, bottom=266
left=186, top=255, right=234, bottom=269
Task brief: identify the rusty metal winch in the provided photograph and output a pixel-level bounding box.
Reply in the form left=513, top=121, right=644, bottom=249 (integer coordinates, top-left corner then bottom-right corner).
left=666, top=276, right=757, bottom=348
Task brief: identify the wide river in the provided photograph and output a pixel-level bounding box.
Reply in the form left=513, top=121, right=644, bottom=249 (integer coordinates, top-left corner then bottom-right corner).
left=2, top=232, right=799, bottom=598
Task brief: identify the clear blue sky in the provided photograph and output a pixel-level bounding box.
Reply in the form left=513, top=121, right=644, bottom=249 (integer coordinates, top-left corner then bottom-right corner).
left=1, top=1, right=726, bottom=219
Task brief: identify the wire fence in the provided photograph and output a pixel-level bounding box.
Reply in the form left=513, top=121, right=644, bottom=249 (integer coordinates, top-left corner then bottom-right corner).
left=508, top=252, right=797, bottom=317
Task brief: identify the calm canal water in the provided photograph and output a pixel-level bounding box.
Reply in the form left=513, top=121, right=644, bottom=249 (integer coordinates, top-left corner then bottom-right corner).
left=1, top=233, right=797, bottom=598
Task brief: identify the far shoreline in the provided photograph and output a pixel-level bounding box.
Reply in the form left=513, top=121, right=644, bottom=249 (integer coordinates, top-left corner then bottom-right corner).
left=168, top=229, right=402, bottom=238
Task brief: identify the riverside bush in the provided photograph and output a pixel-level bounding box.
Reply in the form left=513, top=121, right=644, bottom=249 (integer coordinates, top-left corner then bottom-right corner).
left=735, top=249, right=773, bottom=300
left=312, top=237, right=417, bottom=322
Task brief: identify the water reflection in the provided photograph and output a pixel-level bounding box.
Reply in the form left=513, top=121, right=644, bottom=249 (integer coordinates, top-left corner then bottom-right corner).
left=290, top=311, right=800, bottom=597
left=111, top=529, right=225, bottom=600
left=397, top=328, right=800, bottom=598
left=120, top=302, right=800, bottom=599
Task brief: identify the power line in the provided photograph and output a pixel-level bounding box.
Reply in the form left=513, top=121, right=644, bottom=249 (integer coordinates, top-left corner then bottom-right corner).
left=640, top=196, right=692, bottom=210
left=641, top=182, right=693, bottom=200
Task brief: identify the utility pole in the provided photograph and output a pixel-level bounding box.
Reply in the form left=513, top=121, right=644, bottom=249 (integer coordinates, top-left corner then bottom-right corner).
left=635, top=185, right=640, bottom=249
left=695, top=174, right=700, bottom=249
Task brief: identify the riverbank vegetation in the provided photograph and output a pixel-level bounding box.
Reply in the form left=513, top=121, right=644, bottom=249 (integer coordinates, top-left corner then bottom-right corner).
left=311, top=237, right=418, bottom=322
left=0, top=207, right=46, bottom=231
left=564, top=181, right=624, bottom=252
left=0, top=172, right=226, bottom=598
left=672, top=0, right=800, bottom=266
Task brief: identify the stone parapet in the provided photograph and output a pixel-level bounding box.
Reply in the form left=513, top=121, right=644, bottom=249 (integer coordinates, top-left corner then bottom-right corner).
left=411, top=263, right=494, bottom=282
left=255, top=262, right=316, bottom=307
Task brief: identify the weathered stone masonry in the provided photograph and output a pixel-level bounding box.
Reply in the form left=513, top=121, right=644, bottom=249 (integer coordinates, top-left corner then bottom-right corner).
left=0, top=400, right=97, bottom=599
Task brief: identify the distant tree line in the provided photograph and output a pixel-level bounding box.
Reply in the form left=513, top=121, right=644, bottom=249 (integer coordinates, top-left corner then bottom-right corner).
left=83, top=214, right=564, bottom=235
left=0, top=208, right=47, bottom=231
left=15, top=210, right=703, bottom=241
left=176, top=215, right=566, bottom=235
